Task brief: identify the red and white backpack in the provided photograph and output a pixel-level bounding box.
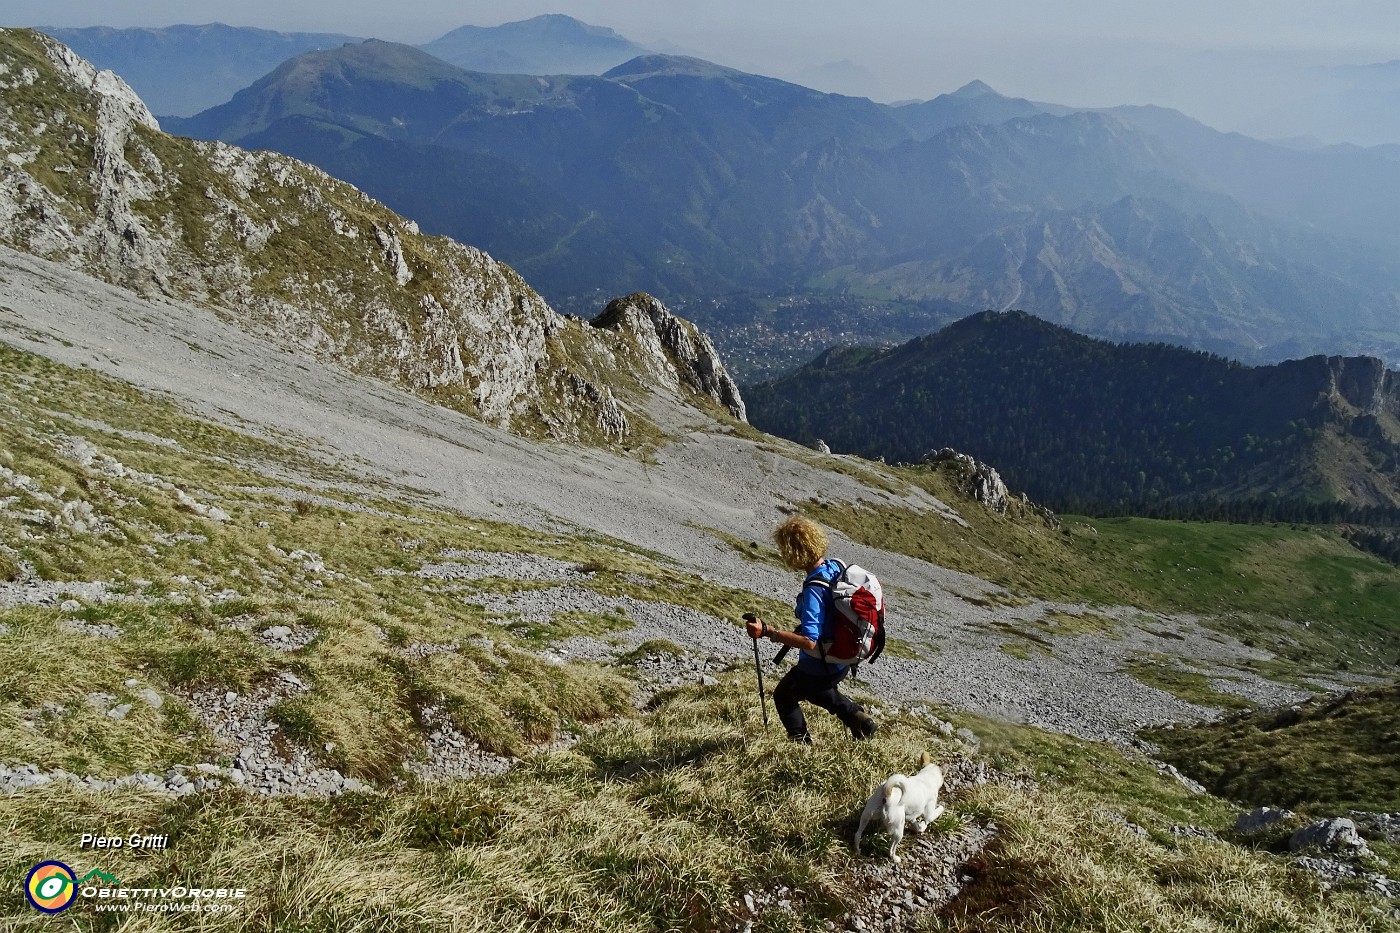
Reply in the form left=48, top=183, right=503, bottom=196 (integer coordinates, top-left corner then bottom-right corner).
left=808, top=560, right=887, bottom=667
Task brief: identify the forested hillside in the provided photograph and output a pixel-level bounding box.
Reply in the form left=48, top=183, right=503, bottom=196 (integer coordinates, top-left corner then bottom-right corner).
left=746, top=311, right=1400, bottom=512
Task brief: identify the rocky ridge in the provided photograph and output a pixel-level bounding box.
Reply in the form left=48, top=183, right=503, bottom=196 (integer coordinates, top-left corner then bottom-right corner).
left=591, top=292, right=748, bottom=421
left=921, top=448, right=1059, bottom=527
left=0, top=29, right=747, bottom=444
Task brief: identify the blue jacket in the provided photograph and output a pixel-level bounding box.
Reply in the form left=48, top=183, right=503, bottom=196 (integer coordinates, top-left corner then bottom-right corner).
left=794, top=559, right=844, bottom=674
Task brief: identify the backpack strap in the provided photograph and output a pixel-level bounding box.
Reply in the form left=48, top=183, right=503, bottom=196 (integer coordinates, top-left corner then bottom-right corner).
left=804, top=559, right=844, bottom=670
left=805, top=558, right=844, bottom=594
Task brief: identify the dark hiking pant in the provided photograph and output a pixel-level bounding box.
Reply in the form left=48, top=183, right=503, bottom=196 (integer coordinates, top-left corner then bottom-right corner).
left=773, top=665, right=864, bottom=742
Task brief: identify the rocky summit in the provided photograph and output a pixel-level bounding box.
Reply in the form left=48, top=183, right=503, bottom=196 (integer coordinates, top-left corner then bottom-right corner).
left=590, top=292, right=747, bottom=422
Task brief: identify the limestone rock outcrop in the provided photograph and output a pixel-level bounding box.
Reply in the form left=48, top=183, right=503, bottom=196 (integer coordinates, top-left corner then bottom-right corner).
left=922, top=447, right=1059, bottom=527
left=922, top=448, right=1012, bottom=513
left=590, top=292, right=747, bottom=421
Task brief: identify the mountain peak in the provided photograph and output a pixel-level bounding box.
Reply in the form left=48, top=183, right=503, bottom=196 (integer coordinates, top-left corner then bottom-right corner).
left=602, top=53, right=738, bottom=81
left=929, top=309, right=1061, bottom=344
left=274, top=39, right=465, bottom=87
left=949, top=79, right=1001, bottom=99
left=421, top=14, right=647, bottom=76
left=432, top=13, right=628, bottom=43
left=504, top=13, right=629, bottom=40
left=590, top=293, right=746, bottom=420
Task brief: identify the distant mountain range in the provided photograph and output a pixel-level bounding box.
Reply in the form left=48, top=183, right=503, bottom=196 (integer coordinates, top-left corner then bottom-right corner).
left=159, top=39, right=1400, bottom=366
left=39, top=16, right=650, bottom=116
left=1244, top=56, right=1400, bottom=148
left=746, top=311, right=1400, bottom=511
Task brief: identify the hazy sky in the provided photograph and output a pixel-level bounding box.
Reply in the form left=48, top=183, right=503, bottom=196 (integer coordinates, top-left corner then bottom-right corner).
left=14, top=0, right=1400, bottom=139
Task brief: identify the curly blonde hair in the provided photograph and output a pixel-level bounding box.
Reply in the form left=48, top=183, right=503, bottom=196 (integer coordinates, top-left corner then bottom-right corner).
left=772, top=516, right=828, bottom=572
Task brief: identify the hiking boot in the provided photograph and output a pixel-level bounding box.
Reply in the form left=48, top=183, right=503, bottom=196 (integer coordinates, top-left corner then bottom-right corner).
left=849, top=711, right=877, bottom=740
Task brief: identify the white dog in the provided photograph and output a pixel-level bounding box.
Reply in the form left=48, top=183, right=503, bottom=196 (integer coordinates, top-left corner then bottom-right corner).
left=854, top=752, right=946, bottom=862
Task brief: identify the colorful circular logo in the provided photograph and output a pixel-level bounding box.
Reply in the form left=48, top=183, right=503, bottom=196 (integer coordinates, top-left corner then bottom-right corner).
left=25, top=861, right=77, bottom=913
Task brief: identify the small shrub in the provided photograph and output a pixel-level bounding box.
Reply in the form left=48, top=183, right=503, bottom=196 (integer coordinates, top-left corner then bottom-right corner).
left=407, top=793, right=505, bottom=847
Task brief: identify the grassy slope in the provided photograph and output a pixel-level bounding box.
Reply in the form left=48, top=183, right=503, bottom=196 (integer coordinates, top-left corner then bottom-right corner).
left=1, top=347, right=1397, bottom=930
left=1146, top=685, right=1400, bottom=812
left=5, top=681, right=1396, bottom=932
left=940, top=714, right=1395, bottom=933
left=0, top=343, right=785, bottom=776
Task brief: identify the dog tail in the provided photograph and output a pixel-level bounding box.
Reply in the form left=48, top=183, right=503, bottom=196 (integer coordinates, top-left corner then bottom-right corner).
left=883, top=779, right=906, bottom=822
left=920, top=750, right=932, bottom=767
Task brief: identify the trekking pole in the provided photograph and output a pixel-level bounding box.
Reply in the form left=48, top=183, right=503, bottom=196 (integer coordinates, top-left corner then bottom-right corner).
left=744, top=613, right=769, bottom=728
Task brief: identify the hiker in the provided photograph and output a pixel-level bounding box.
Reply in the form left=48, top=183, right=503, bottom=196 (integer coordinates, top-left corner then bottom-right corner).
left=745, top=516, right=878, bottom=743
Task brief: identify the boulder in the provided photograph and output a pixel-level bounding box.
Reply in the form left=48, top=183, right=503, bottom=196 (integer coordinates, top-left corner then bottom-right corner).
left=1234, top=806, right=1294, bottom=835
left=1289, top=818, right=1371, bottom=856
